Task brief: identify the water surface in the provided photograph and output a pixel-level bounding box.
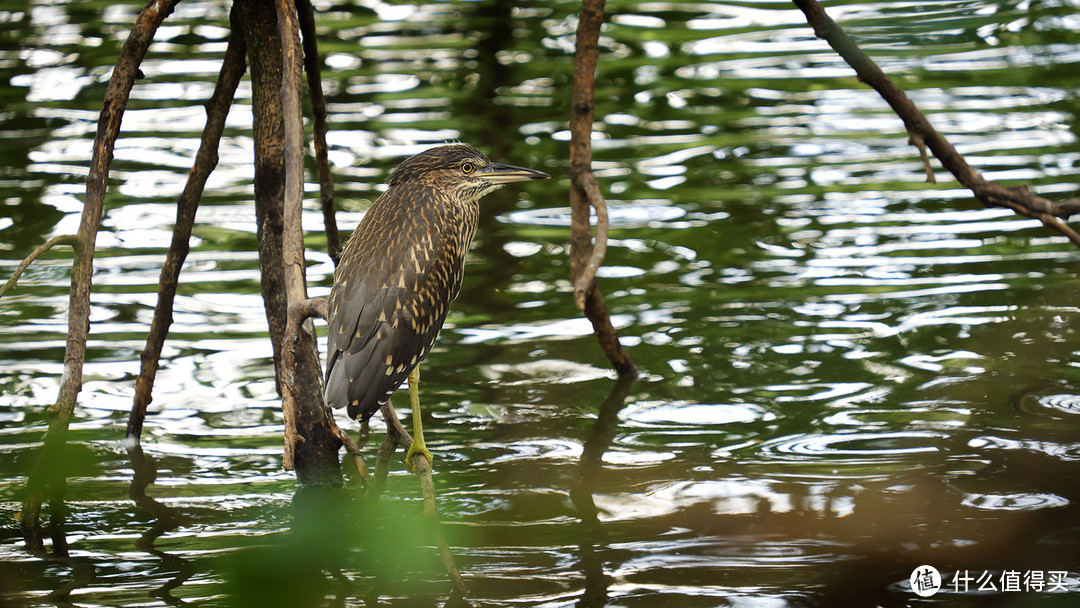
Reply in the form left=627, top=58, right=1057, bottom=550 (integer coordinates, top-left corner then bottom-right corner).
left=2, top=0, right=1080, bottom=605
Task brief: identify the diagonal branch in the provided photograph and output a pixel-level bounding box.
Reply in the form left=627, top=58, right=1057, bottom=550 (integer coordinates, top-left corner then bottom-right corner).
left=20, top=0, right=181, bottom=551
left=792, top=0, right=1080, bottom=247
left=127, top=4, right=248, bottom=441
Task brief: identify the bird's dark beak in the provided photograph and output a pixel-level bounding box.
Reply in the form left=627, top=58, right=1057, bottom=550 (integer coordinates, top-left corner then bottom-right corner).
left=475, top=162, right=550, bottom=184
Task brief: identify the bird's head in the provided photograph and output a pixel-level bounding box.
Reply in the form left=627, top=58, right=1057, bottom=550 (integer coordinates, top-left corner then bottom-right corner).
left=388, top=144, right=549, bottom=202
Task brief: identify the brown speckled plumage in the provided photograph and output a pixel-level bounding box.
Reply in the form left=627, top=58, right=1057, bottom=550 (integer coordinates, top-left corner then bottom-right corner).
left=324, top=144, right=548, bottom=421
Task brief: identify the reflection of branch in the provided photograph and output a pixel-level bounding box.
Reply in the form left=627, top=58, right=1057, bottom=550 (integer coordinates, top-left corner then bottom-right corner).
left=570, top=376, right=636, bottom=524
left=0, top=235, right=79, bottom=299
left=569, top=376, right=636, bottom=608
left=296, top=0, right=341, bottom=265
left=127, top=4, right=247, bottom=442
left=44, top=555, right=95, bottom=608
left=569, top=0, right=637, bottom=378
left=792, top=0, right=1080, bottom=247
left=20, top=452, right=98, bottom=603
left=128, top=444, right=194, bottom=606
left=21, top=0, right=180, bottom=552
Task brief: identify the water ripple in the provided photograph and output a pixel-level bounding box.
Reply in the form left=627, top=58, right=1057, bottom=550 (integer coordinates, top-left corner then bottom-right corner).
left=757, top=431, right=945, bottom=461
left=962, top=492, right=1069, bottom=511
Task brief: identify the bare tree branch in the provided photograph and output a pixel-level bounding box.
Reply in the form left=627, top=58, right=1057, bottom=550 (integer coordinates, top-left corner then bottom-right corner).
left=793, top=0, right=1080, bottom=247
left=0, top=235, right=79, bottom=299
left=281, top=298, right=328, bottom=392
left=908, top=132, right=936, bottom=184
left=277, top=0, right=309, bottom=469
left=569, top=0, right=637, bottom=379
left=334, top=424, right=366, bottom=480
left=20, top=0, right=180, bottom=551
left=127, top=5, right=247, bottom=441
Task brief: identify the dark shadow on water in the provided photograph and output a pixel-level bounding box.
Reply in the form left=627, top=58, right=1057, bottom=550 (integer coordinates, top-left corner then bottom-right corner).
left=569, top=375, right=637, bottom=608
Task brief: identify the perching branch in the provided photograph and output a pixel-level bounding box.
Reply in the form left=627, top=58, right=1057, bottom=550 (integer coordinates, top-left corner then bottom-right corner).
left=127, top=5, right=247, bottom=441
left=569, top=0, right=637, bottom=379
left=377, top=402, right=468, bottom=597
left=20, top=0, right=180, bottom=550
left=792, top=0, right=1080, bottom=247
left=279, top=296, right=368, bottom=481
left=281, top=298, right=328, bottom=384
left=0, top=235, right=79, bottom=299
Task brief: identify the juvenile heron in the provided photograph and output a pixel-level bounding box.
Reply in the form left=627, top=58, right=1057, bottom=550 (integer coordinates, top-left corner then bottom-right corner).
left=324, top=144, right=549, bottom=466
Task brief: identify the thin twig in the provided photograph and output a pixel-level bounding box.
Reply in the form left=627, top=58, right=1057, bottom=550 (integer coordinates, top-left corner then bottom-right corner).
left=793, top=0, right=1080, bottom=246
left=335, top=425, right=367, bottom=480
left=0, top=234, right=79, bottom=299
left=127, top=5, right=247, bottom=441
left=296, top=0, right=341, bottom=264
left=572, top=173, right=609, bottom=310
left=908, top=132, right=936, bottom=184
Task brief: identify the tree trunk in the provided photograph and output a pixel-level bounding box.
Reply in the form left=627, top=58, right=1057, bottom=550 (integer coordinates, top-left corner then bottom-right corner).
left=237, top=0, right=342, bottom=485
left=236, top=0, right=289, bottom=388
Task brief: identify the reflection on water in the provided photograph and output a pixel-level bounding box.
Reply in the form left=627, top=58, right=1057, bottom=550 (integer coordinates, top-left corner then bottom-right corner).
left=3, top=0, right=1080, bottom=605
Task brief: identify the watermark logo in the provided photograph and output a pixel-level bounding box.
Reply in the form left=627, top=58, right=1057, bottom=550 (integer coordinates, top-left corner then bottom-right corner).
left=909, top=567, right=1074, bottom=596
left=910, top=565, right=942, bottom=597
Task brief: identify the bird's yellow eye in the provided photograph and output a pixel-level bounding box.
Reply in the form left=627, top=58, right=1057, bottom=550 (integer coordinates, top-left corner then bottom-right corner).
left=461, top=162, right=475, bottom=174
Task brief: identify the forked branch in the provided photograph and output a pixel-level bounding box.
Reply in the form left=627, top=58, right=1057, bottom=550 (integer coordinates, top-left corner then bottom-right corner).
left=20, top=0, right=181, bottom=550
left=569, top=0, right=637, bottom=378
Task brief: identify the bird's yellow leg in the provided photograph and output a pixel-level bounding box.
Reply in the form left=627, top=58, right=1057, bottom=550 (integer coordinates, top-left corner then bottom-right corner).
left=404, top=365, right=434, bottom=470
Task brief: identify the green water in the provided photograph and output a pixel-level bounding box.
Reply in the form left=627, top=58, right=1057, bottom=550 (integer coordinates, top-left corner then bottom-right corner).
left=2, top=0, right=1080, bottom=605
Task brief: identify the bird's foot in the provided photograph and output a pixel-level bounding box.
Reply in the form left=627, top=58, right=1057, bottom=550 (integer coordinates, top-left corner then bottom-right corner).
left=404, top=439, right=434, bottom=472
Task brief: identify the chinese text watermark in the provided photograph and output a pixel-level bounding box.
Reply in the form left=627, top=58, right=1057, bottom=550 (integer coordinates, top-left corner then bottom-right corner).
left=909, top=566, right=1073, bottom=597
